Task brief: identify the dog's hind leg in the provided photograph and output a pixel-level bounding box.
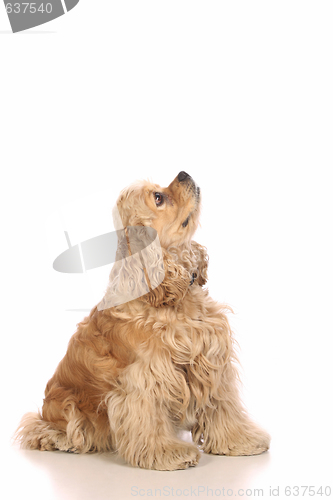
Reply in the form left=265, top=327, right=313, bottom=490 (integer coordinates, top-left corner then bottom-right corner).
left=15, top=399, right=113, bottom=454
left=14, top=403, right=92, bottom=453
left=13, top=412, right=75, bottom=452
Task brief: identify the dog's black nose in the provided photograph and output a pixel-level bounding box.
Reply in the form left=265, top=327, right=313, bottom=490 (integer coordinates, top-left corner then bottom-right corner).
left=178, top=171, right=190, bottom=182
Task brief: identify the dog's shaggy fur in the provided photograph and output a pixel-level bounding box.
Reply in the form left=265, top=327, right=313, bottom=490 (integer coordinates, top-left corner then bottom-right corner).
left=14, top=172, right=270, bottom=470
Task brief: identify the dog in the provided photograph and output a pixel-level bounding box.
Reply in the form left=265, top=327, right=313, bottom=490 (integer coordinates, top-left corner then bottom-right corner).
left=14, top=172, right=270, bottom=470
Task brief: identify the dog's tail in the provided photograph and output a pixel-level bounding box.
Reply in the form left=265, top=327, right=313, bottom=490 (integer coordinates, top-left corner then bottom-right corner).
left=13, top=412, right=65, bottom=451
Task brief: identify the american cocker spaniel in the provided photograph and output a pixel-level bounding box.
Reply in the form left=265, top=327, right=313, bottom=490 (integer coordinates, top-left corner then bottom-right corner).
left=15, top=172, right=270, bottom=470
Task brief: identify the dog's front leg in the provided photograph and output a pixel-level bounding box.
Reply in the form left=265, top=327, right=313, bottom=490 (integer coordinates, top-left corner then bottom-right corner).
left=191, top=361, right=271, bottom=456
left=106, top=351, right=200, bottom=470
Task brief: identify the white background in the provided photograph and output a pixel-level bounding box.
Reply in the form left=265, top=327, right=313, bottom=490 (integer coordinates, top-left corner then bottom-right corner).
left=1, top=2, right=332, bottom=499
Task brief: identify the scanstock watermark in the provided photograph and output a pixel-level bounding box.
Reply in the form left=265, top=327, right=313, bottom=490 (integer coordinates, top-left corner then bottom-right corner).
left=130, top=485, right=332, bottom=497
left=3, top=0, right=80, bottom=33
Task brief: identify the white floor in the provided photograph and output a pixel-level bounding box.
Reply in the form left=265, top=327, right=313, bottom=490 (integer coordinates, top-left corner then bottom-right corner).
left=3, top=407, right=332, bottom=500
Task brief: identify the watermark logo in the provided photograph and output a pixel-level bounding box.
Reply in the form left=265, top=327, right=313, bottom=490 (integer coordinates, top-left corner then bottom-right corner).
left=46, top=192, right=165, bottom=311
left=3, top=0, right=80, bottom=33
left=53, top=226, right=165, bottom=310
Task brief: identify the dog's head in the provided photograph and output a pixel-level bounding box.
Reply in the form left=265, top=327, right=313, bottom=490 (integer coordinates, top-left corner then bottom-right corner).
left=99, top=173, right=207, bottom=311
left=114, top=171, right=201, bottom=248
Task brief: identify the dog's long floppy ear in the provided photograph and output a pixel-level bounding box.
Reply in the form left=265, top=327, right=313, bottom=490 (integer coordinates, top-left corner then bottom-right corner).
left=97, top=226, right=162, bottom=310
left=97, top=226, right=191, bottom=310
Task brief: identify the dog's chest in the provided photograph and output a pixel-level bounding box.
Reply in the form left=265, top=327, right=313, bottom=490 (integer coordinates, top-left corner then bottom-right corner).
left=152, top=289, right=231, bottom=366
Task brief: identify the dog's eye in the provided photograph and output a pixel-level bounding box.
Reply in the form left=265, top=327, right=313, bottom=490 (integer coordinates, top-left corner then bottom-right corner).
left=154, top=192, right=164, bottom=207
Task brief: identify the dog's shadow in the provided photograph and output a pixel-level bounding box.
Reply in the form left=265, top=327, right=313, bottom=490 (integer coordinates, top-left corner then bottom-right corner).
left=14, top=432, right=271, bottom=500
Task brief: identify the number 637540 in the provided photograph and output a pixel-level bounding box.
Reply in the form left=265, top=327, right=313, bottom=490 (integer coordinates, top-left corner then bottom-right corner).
left=5, top=3, right=53, bottom=14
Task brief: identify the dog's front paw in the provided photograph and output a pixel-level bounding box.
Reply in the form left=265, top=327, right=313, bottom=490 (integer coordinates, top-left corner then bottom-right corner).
left=225, top=429, right=271, bottom=456
left=202, top=428, right=271, bottom=457
left=137, top=441, right=200, bottom=471
left=154, top=442, right=200, bottom=470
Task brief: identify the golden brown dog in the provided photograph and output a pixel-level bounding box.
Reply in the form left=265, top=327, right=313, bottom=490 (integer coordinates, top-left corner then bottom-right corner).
left=15, top=172, right=270, bottom=470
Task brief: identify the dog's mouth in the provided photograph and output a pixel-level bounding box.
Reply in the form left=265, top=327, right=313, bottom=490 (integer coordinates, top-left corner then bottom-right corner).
left=167, top=172, right=201, bottom=230
left=181, top=185, right=200, bottom=228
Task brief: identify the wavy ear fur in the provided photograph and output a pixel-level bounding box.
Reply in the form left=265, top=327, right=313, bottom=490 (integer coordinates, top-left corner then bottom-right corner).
left=98, top=227, right=192, bottom=310
left=98, top=226, right=161, bottom=310
left=98, top=224, right=208, bottom=310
